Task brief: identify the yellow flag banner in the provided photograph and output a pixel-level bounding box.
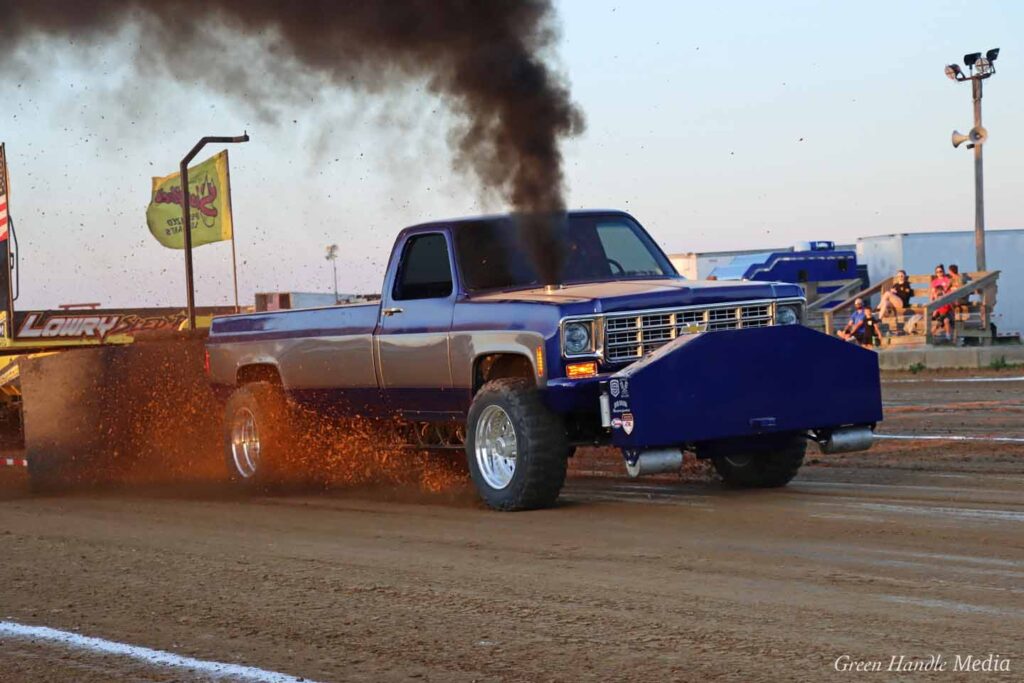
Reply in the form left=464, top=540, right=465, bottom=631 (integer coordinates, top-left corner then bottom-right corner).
left=146, top=150, right=233, bottom=249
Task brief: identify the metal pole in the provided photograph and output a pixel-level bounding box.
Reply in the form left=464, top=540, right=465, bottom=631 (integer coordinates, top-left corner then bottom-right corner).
left=332, top=259, right=339, bottom=303
left=971, top=78, right=986, bottom=271
left=224, top=150, right=240, bottom=313
left=178, top=158, right=196, bottom=330
left=178, top=133, right=249, bottom=331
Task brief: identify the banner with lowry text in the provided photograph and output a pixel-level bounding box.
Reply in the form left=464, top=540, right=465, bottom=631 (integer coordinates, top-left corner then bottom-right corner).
left=146, top=150, right=233, bottom=249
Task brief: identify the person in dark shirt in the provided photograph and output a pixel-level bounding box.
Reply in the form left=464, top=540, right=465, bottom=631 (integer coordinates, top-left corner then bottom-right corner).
left=855, top=308, right=882, bottom=348
left=877, top=269, right=913, bottom=319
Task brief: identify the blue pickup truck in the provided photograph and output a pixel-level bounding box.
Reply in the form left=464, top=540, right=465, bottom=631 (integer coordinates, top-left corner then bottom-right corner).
left=206, top=210, right=882, bottom=510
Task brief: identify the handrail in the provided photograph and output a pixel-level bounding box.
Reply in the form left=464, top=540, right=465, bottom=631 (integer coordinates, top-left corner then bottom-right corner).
left=822, top=277, right=891, bottom=335
left=806, top=279, right=863, bottom=315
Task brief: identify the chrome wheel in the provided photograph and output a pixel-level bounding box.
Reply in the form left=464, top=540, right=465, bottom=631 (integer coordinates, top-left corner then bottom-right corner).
left=230, top=407, right=261, bottom=479
left=474, top=405, right=517, bottom=490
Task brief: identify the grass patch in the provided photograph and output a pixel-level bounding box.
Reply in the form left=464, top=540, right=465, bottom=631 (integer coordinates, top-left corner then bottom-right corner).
left=988, top=356, right=1010, bottom=371
left=908, top=362, right=927, bottom=374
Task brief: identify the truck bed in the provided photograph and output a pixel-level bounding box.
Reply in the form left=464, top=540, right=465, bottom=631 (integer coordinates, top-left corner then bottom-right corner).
left=207, top=303, right=381, bottom=393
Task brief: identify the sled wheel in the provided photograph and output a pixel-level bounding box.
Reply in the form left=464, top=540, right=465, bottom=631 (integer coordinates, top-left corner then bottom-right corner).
left=703, top=433, right=806, bottom=488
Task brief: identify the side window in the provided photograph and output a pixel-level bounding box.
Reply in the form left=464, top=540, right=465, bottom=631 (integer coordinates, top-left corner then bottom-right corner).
left=393, top=233, right=453, bottom=301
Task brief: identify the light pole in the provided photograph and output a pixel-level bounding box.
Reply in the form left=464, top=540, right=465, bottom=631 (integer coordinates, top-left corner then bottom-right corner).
left=325, top=244, right=339, bottom=303
left=945, top=48, right=999, bottom=272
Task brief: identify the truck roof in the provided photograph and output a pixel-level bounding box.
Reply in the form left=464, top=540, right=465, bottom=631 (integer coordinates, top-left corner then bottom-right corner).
left=401, top=209, right=633, bottom=233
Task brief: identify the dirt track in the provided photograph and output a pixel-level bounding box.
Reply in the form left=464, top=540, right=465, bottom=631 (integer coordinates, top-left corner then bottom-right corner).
left=1, top=374, right=1022, bottom=681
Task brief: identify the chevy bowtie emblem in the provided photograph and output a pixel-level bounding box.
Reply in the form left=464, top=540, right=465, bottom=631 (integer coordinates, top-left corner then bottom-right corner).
left=682, top=323, right=706, bottom=335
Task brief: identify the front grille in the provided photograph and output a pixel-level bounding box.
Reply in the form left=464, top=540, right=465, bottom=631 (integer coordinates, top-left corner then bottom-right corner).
left=603, top=303, right=774, bottom=362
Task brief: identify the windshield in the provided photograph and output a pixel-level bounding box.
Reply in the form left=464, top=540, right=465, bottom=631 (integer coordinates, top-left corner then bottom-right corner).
left=453, top=214, right=674, bottom=292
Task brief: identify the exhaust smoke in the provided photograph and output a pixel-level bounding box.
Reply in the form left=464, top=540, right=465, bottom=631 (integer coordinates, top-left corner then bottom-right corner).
left=0, top=0, right=583, bottom=283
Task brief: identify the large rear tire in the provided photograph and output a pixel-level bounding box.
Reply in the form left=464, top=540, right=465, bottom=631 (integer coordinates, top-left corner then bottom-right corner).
left=703, top=433, right=806, bottom=488
left=465, top=378, right=568, bottom=511
left=223, top=382, right=293, bottom=488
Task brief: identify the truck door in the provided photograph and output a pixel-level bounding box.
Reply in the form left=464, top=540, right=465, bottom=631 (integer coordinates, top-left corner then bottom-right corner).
left=376, top=231, right=457, bottom=415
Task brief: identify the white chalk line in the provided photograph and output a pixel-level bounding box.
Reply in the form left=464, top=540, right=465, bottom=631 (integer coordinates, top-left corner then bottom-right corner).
left=875, top=433, right=1024, bottom=444
left=884, top=376, right=1024, bottom=384
left=0, top=621, right=317, bottom=683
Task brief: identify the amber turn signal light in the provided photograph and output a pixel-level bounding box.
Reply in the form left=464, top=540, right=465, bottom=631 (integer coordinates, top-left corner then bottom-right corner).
left=565, top=361, right=598, bottom=379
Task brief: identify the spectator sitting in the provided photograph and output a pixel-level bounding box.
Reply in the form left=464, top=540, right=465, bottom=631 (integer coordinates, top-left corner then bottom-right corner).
left=948, top=263, right=968, bottom=290
left=948, top=263, right=972, bottom=307
left=877, top=269, right=913, bottom=326
left=857, top=308, right=882, bottom=348
left=930, top=264, right=951, bottom=300
left=837, top=298, right=867, bottom=341
left=931, top=284, right=955, bottom=342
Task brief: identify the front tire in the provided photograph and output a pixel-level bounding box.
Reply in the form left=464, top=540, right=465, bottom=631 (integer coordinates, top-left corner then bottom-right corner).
left=466, top=378, right=568, bottom=511
left=223, top=382, right=292, bottom=488
left=702, top=433, right=806, bottom=488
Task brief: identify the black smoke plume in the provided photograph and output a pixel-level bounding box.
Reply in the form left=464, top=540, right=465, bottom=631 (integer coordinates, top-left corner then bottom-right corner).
left=0, top=0, right=583, bottom=283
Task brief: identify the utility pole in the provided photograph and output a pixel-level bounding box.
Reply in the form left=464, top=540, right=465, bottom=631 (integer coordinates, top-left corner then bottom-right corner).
left=946, top=49, right=999, bottom=272
left=325, top=244, right=339, bottom=303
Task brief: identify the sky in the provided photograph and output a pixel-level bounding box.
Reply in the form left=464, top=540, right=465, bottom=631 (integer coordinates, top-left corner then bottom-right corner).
left=2, top=0, right=1023, bottom=309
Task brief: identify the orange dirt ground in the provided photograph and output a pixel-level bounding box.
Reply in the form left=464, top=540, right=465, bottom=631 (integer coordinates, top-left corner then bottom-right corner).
left=0, top=369, right=1021, bottom=681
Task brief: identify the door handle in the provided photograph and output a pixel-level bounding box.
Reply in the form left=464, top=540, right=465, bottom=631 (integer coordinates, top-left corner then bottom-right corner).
left=382, top=307, right=404, bottom=317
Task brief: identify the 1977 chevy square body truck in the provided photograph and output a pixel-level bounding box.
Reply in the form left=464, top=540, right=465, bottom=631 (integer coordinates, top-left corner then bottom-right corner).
left=206, top=210, right=883, bottom=510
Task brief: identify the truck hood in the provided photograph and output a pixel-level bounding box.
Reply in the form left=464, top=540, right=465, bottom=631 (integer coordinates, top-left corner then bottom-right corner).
left=465, top=279, right=803, bottom=313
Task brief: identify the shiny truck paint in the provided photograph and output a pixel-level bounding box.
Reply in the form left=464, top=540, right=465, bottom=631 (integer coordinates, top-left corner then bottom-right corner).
left=207, top=303, right=378, bottom=386
left=207, top=210, right=805, bottom=423
left=375, top=230, right=459, bottom=413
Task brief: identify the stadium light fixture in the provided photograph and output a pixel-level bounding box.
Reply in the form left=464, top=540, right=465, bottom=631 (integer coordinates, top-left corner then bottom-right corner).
left=944, top=49, right=1000, bottom=271
left=325, top=243, right=340, bottom=303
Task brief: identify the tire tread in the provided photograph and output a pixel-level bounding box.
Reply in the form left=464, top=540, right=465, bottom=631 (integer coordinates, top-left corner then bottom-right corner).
left=707, top=434, right=806, bottom=488
left=467, top=378, right=567, bottom=511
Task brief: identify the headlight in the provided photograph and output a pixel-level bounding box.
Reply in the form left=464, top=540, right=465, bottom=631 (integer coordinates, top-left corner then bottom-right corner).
left=563, top=321, right=593, bottom=355
left=776, top=305, right=800, bottom=325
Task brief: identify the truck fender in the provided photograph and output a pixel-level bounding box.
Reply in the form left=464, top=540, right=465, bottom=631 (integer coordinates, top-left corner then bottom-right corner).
left=472, top=353, right=536, bottom=394
left=451, top=331, right=547, bottom=393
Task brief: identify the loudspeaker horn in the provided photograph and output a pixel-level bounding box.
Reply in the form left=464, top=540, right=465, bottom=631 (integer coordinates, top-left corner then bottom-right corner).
left=952, top=126, right=988, bottom=148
